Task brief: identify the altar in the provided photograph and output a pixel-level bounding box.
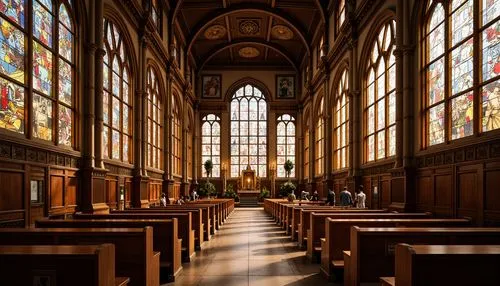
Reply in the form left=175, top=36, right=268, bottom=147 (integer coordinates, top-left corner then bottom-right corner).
left=237, top=165, right=260, bottom=197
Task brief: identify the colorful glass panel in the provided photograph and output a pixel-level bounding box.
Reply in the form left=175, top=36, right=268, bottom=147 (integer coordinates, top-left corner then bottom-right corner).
left=277, top=115, right=295, bottom=177
left=0, top=0, right=25, bottom=27
left=0, top=76, right=24, bottom=133
left=483, top=0, right=500, bottom=26
left=428, top=57, right=445, bottom=105
left=482, top=20, right=500, bottom=81
left=451, top=93, right=474, bottom=139
left=33, top=1, right=53, bottom=47
left=482, top=79, right=500, bottom=131
left=59, top=4, right=71, bottom=28
left=451, top=0, right=473, bottom=46
left=429, top=103, right=445, bottom=145
left=32, top=93, right=52, bottom=141
left=58, top=103, right=71, bottom=145
left=58, top=59, right=71, bottom=105
left=0, top=16, right=25, bottom=83
left=58, top=23, right=72, bottom=60
left=451, top=39, right=473, bottom=95
left=33, top=41, right=53, bottom=95
left=112, top=129, right=120, bottom=159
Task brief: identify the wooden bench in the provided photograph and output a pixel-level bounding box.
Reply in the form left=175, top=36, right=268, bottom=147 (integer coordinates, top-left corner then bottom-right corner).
left=0, top=244, right=127, bottom=286
left=0, top=227, right=157, bottom=286
left=307, top=212, right=433, bottom=260
left=116, top=208, right=204, bottom=250
left=75, top=212, right=195, bottom=262
left=298, top=209, right=388, bottom=248
left=35, top=218, right=182, bottom=282
left=348, top=227, right=500, bottom=286
left=154, top=204, right=214, bottom=238
left=387, top=244, right=500, bottom=286
left=319, top=218, right=471, bottom=280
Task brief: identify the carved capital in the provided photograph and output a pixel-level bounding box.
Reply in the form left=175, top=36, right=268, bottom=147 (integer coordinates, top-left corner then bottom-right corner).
left=95, top=47, right=107, bottom=58
left=85, top=43, right=98, bottom=55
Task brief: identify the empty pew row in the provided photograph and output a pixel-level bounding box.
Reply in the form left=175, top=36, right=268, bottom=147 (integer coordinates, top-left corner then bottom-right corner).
left=380, top=244, right=500, bottom=286
left=345, top=227, right=500, bottom=286
left=35, top=218, right=182, bottom=282
left=0, top=228, right=156, bottom=286
left=319, top=218, right=472, bottom=280
left=75, top=212, right=195, bottom=262
left=0, top=244, right=130, bottom=286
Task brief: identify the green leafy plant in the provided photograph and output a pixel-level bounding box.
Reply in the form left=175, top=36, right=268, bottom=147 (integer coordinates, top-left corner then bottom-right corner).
left=279, top=181, right=296, bottom=198
left=198, top=181, right=216, bottom=197
left=284, top=160, right=294, bottom=178
left=287, top=192, right=296, bottom=202
left=223, top=184, right=239, bottom=202
left=204, top=159, right=214, bottom=178
left=259, top=187, right=270, bottom=201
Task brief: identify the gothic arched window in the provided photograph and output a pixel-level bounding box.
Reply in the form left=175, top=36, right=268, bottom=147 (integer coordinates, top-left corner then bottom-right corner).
left=172, top=95, right=181, bottom=175
left=315, top=97, right=325, bottom=175
left=0, top=0, right=75, bottom=146
left=364, top=20, right=396, bottom=162
left=277, top=114, right=295, bottom=178
left=230, top=84, right=267, bottom=177
left=146, top=67, right=162, bottom=169
left=423, top=0, right=500, bottom=147
left=201, top=114, right=220, bottom=177
left=334, top=69, right=349, bottom=169
left=103, top=19, right=132, bottom=162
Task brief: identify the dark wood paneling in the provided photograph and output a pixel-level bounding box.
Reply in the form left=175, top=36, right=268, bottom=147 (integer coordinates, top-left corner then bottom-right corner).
left=416, top=176, right=432, bottom=206
left=380, top=179, right=391, bottom=209
left=50, top=176, right=64, bottom=208
left=0, top=172, right=23, bottom=211
left=66, top=176, right=77, bottom=206
left=485, top=169, right=500, bottom=212
left=435, top=173, right=452, bottom=207
left=458, top=172, right=477, bottom=210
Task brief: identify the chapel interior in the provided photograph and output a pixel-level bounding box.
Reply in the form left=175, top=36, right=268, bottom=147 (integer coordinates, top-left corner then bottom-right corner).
left=0, top=0, right=500, bottom=285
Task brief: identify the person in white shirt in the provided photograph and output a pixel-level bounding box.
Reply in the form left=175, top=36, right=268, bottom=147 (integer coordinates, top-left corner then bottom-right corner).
left=355, top=185, right=366, bottom=209
left=191, top=190, right=198, bottom=201
left=160, top=193, right=167, bottom=207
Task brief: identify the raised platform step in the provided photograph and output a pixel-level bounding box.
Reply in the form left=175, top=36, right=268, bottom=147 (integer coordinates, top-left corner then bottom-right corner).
left=237, top=196, right=259, bottom=207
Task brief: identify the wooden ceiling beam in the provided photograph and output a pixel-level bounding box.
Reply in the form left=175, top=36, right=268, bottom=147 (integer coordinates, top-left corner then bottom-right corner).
left=186, top=4, right=312, bottom=57
left=198, top=38, right=299, bottom=72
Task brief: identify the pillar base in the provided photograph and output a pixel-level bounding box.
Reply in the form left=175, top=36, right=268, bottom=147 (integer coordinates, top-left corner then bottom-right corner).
left=133, top=175, right=150, bottom=208
left=81, top=167, right=110, bottom=214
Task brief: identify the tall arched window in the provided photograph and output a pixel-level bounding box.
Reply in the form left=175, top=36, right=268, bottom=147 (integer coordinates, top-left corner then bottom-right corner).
left=151, top=0, right=161, bottom=32
left=201, top=114, right=220, bottom=177
left=103, top=19, right=132, bottom=163
left=315, top=97, right=325, bottom=175
left=304, top=127, right=310, bottom=179
left=334, top=69, right=349, bottom=169
left=365, top=20, right=396, bottom=162
left=172, top=95, right=181, bottom=175
left=146, top=67, right=162, bottom=169
left=424, top=0, right=500, bottom=147
left=0, top=0, right=75, bottom=146
left=337, top=0, right=346, bottom=29
left=230, top=84, right=267, bottom=178
left=277, top=114, right=295, bottom=177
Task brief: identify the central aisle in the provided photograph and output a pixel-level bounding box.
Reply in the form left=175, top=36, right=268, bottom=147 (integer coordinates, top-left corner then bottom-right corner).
left=165, top=208, right=334, bottom=286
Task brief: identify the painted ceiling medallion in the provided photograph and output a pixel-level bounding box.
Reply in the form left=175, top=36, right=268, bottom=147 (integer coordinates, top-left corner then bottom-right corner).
left=204, top=25, right=227, bottom=40
left=271, top=25, right=294, bottom=40
left=238, top=47, right=260, bottom=58
left=239, top=20, right=260, bottom=35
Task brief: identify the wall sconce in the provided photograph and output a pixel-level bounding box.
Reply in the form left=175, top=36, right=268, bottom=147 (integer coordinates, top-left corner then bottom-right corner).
left=270, top=163, right=276, bottom=171
left=221, top=163, right=226, bottom=171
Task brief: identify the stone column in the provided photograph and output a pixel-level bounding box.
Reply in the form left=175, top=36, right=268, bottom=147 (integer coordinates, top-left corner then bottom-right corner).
left=82, top=0, right=108, bottom=213
left=132, top=34, right=150, bottom=208
left=296, top=106, right=303, bottom=190
left=163, top=66, right=174, bottom=200
left=348, top=37, right=362, bottom=193
left=321, top=46, right=333, bottom=197
left=192, top=101, right=200, bottom=187
left=390, top=0, right=416, bottom=212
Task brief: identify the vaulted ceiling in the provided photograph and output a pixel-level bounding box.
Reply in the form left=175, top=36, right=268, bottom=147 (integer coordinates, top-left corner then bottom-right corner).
left=173, top=0, right=326, bottom=70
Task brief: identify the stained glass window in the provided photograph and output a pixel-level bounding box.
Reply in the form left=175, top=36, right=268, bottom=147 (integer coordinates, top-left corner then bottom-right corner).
left=334, top=69, right=349, bottom=169
left=0, top=1, right=75, bottom=146
left=424, top=0, right=500, bottom=146
left=172, top=95, right=182, bottom=175
left=338, top=0, right=346, bottom=29
left=151, top=0, right=161, bottom=32
left=103, top=19, right=132, bottom=162
left=202, top=114, right=221, bottom=178
left=304, top=128, right=310, bottom=179
left=365, top=20, right=396, bottom=162
left=277, top=114, right=295, bottom=178
left=230, top=85, right=267, bottom=178
left=316, top=98, right=324, bottom=175
left=147, top=67, right=162, bottom=169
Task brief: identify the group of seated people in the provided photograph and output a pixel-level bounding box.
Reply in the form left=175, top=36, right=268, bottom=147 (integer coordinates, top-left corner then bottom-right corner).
left=160, top=190, right=200, bottom=206
left=299, top=185, right=366, bottom=208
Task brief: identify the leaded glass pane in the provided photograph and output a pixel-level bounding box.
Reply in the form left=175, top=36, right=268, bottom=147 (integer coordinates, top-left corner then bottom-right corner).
left=33, top=41, right=53, bottom=95
left=451, top=93, right=474, bottom=139
left=0, top=17, right=25, bottom=83
left=0, top=76, right=24, bottom=133
left=482, top=79, right=500, bottom=131
left=0, top=0, right=24, bottom=27
left=58, top=103, right=71, bottom=145
left=33, top=93, right=52, bottom=141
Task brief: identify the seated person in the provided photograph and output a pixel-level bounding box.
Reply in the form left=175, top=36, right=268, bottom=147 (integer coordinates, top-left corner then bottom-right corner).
left=326, top=189, right=336, bottom=206
left=311, top=191, right=320, bottom=201
left=177, top=196, right=185, bottom=205
left=160, top=193, right=167, bottom=207
left=301, top=190, right=310, bottom=201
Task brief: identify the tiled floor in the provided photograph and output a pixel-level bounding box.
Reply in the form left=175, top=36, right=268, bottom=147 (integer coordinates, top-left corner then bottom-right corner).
left=164, top=208, right=336, bottom=286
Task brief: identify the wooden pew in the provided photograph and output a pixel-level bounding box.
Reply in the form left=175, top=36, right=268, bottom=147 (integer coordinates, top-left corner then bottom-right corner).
left=298, top=209, right=388, bottom=248
left=348, top=227, right=500, bottom=286
left=319, top=218, right=471, bottom=280
left=151, top=205, right=212, bottom=240
left=384, top=244, right=500, bottom=286
left=0, top=227, right=156, bottom=286
left=35, top=218, right=182, bottom=282
left=307, top=212, right=433, bottom=260
left=74, top=212, right=195, bottom=262
left=0, top=244, right=127, bottom=286
left=116, top=208, right=204, bottom=250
